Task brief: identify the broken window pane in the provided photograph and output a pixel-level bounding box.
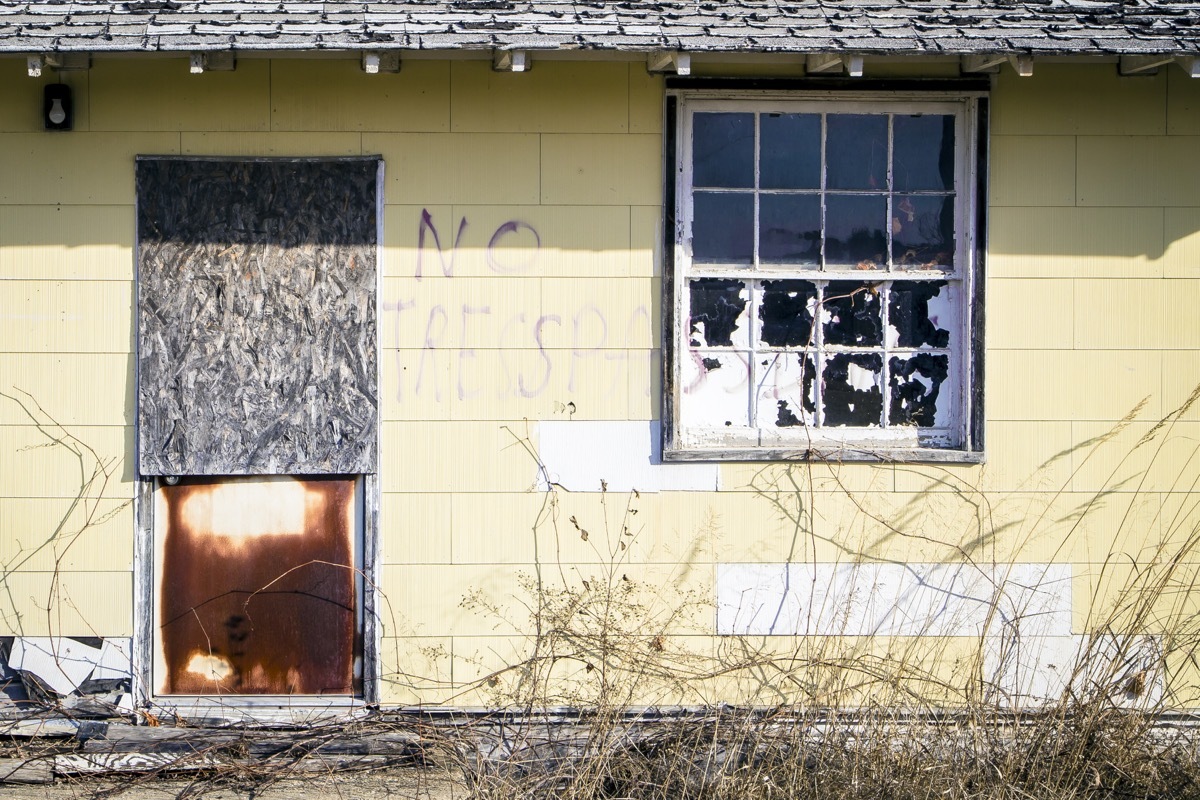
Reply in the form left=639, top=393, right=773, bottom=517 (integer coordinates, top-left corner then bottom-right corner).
left=692, top=192, right=754, bottom=263
left=760, top=195, right=821, bottom=265
left=760, top=113, right=821, bottom=189
left=889, top=353, right=950, bottom=427
left=893, top=115, right=955, bottom=192
left=827, top=114, right=888, bottom=191
left=888, top=281, right=953, bottom=348
left=757, top=352, right=817, bottom=428
left=892, top=195, right=954, bottom=270
left=823, top=281, right=883, bottom=347
left=825, top=195, right=887, bottom=268
left=759, top=279, right=817, bottom=348
left=689, top=278, right=749, bottom=347
left=693, top=112, right=755, bottom=188
left=822, top=353, right=883, bottom=427
left=681, top=350, right=751, bottom=428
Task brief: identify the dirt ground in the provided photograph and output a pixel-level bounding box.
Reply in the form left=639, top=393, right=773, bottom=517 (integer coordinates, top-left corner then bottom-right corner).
left=3, top=766, right=469, bottom=800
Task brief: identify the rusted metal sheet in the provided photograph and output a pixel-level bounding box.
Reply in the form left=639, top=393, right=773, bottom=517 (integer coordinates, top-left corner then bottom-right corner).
left=136, top=157, right=380, bottom=476
left=156, top=476, right=360, bottom=695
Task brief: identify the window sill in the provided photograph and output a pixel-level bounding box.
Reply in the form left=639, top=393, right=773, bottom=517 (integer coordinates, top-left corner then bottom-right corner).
left=662, top=446, right=986, bottom=464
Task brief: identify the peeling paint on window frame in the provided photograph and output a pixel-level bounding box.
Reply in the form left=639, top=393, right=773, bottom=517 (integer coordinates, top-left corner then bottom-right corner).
left=663, top=83, right=987, bottom=464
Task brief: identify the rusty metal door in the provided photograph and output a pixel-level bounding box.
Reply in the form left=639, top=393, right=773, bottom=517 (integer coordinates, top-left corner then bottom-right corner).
left=153, top=476, right=361, bottom=695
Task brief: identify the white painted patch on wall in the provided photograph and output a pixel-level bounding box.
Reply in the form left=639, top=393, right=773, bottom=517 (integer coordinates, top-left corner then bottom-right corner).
left=985, top=633, right=1164, bottom=707
left=716, top=562, right=1072, bottom=638
left=537, top=421, right=720, bottom=492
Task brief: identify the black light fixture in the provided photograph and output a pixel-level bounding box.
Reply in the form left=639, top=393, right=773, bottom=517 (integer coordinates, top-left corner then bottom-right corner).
left=43, top=83, right=72, bottom=131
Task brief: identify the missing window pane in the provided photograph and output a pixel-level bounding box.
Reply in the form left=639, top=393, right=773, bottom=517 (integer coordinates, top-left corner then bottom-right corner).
left=893, top=115, right=955, bottom=192
left=822, top=353, right=883, bottom=427
left=759, top=279, right=818, bottom=348
left=689, top=278, right=749, bottom=347
left=889, top=352, right=950, bottom=427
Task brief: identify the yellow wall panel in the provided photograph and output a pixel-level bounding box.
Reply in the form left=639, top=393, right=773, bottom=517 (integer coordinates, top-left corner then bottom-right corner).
left=381, top=420, right=538, bottom=493
left=0, top=205, right=134, bottom=281
left=1162, top=350, right=1200, bottom=421
left=450, top=60, right=629, bottom=133
left=895, top=421, right=1073, bottom=494
left=986, top=278, right=1074, bottom=350
left=180, top=131, right=362, bottom=156
left=1077, top=136, right=1200, bottom=207
left=0, top=281, right=132, bottom=353
left=0, top=133, right=179, bottom=205
left=987, top=350, right=1161, bottom=422
left=381, top=275, right=543, bottom=350
left=540, top=134, right=662, bottom=205
left=629, top=347, right=659, bottom=421
left=1167, top=67, right=1200, bottom=135
left=0, top=498, right=133, bottom=572
left=1072, top=561, right=1200, bottom=634
left=0, top=353, right=131, bottom=426
left=90, top=58, right=269, bottom=131
left=0, top=425, right=135, bottom=499
left=992, top=64, right=1166, bottom=136
left=989, top=207, right=1164, bottom=279
left=380, top=493, right=453, bottom=565
left=722, top=461, right=895, bottom=494
left=630, top=205, right=662, bottom=278
left=1070, top=420, right=1200, bottom=494
left=384, top=204, right=632, bottom=280
left=365, top=132, right=540, bottom=205
left=1074, top=278, right=1200, bottom=349
left=380, top=348, right=453, bottom=421
left=271, top=59, right=450, bottom=132
left=989, top=135, right=1076, bottom=207
left=377, top=636, right=455, bottom=706
left=0, top=571, right=132, bottom=637
left=379, top=563, right=532, bottom=637
left=0, top=71, right=90, bottom=132
left=1163, top=207, right=1200, bottom=279
left=629, top=67, right=665, bottom=134
left=538, top=277, right=658, bottom=350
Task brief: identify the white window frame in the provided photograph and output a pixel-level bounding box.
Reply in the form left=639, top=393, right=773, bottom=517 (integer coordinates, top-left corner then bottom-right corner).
left=664, top=89, right=986, bottom=463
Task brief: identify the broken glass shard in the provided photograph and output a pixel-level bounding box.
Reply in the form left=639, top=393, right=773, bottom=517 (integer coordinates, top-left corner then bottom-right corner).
left=893, top=115, right=955, bottom=192
left=892, top=195, right=954, bottom=270
left=692, top=192, right=753, bottom=263
left=889, top=352, right=950, bottom=427
left=825, top=195, right=887, bottom=268
left=757, top=352, right=816, bottom=428
left=823, top=281, right=883, bottom=347
left=822, top=353, right=883, bottom=427
left=827, top=114, right=888, bottom=191
left=689, top=278, right=749, bottom=347
left=761, top=113, right=821, bottom=189
left=681, top=350, right=751, bottom=428
left=759, top=279, right=817, bottom=348
left=693, top=112, right=754, bottom=188
left=760, top=194, right=821, bottom=264
left=887, top=281, right=953, bottom=348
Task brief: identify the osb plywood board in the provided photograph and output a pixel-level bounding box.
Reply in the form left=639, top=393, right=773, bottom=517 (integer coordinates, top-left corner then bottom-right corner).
left=136, top=157, right=380, bottom=476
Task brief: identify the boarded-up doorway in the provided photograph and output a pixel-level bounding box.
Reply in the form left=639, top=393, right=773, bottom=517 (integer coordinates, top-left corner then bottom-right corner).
left=153, top=476, right=362, bottom=695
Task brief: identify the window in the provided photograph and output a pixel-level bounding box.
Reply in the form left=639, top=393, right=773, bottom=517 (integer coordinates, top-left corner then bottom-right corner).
left=665, top=92, right=984, bottom=461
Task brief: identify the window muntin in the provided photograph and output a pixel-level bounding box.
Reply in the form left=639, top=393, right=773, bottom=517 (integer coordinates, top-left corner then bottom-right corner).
left=672, top=96, right=979, bottom=457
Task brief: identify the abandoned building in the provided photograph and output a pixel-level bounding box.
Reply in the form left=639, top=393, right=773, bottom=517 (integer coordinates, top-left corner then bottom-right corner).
left=0, top=1, right=1199, bottom=724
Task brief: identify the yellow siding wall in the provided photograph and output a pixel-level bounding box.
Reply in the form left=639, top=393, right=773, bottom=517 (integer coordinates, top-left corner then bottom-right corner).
left=1, top=56, right=1198, bottom=707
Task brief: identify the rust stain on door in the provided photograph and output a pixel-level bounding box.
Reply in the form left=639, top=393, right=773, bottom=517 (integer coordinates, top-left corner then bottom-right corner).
left=157, top=476, right=360, bottom=695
